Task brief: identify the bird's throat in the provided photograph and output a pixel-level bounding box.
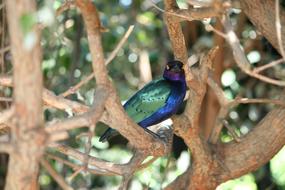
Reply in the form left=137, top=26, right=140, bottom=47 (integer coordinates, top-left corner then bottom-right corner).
left=163, top=71, right=185, bottom=82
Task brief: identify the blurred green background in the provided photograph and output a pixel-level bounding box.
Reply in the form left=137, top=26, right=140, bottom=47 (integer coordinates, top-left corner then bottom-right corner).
left=0, top=0, right=285, bottom=189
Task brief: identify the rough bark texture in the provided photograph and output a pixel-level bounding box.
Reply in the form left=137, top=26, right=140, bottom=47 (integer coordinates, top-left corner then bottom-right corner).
left=4, top=0, right=46, bottom=189
left=163, top=0, right=285, bottom=189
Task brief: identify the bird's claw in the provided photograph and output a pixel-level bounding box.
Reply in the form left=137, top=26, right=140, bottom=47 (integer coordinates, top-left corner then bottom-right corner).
left=143, top=128, right=161, bottom=139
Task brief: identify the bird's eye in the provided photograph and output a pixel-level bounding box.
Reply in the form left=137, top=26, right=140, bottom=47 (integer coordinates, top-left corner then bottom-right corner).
left=166, top=65, right=170, bottom=70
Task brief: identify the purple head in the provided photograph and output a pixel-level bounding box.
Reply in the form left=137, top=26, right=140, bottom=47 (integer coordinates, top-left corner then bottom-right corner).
left=163, top=60, right=185, bottom=82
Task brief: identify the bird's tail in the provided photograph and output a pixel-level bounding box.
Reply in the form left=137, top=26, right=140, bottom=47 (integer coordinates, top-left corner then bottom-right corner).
left=99, top=128, right=118, bottom=142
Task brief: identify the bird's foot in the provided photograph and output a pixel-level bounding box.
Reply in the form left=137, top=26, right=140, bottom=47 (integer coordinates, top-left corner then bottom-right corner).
left=143, top=128, right=161, bottom=139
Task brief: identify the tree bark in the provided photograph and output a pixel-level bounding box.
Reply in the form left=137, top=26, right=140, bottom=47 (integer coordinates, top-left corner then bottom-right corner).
left=4, top=0, right=47, bottom=189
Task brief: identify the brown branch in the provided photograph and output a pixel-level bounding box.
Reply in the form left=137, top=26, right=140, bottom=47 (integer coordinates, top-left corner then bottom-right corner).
left=232, top=98, right=285, bottom=107
left=50, top=143, right=150, bottom=176
left=163, top=2, right=221, bottom=189
left=221, top=14, right=285, bottom=86
left=43, top=89, right=89, bottom=114
left=164, top=170, right=190, bottom=190
left=216, top=107, right=285, bottom=182
left=0, top=76, right=104, bottom=140
left=168, top=104, right=285, bottom=188
left=0, top=75, right=89, bottom=114
left=46, top=86, right=108, bottom=133
left=50, top=143, right=121, bottom=175
left=152, top=2, right=222, bottom=22
left=75, top=0, right=109, bottom=86
left=0, top=2, right=169, bottom=156
left=47, top=145, right=157, bottom=185
left=275, top=0, right=285, bottom=62
left=75, top=0, right=168, bottom=153
left=163, top=0, right=188, bottom=68
left=253, top=58, right=284, bottom=73
left=240, top=0, right=285, bottom=55
left=40, top=159, right=74, bottom=190
left=207, top=76, right=228, bottom=105
left=56, top=1, right=75, bottom=16
left=208, top=75, right=285, bottom=144
left=105, top=25, right=135, bottom=66
left=119, top=151, right=147, bottom=190
left=46, top=153, right=113, bottom=176
left=5, top=0, right=48, bottom=189
left=222, top=120, right=241, bottom=143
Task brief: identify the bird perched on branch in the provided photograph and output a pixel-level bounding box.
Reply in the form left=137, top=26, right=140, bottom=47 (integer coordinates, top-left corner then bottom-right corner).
left=99, top=60, right=187, bottom=142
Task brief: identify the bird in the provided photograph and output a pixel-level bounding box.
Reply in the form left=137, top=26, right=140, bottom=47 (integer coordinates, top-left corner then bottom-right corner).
left=99, top=60, right=187, bottom=142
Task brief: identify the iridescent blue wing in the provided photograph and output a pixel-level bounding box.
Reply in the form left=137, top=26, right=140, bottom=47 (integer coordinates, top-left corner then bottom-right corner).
left=124, top=78, right=172, bottom=123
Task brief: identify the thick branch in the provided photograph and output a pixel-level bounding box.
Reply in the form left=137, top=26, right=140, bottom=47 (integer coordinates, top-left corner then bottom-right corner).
left=75, top=0, right=168, bottom=154
left=5, top=0, right=47, bottom=189
left=240, top=0, right=285, bottom=55
left=217, top=107, right=285, bottom=182
left=75, top=0, right=109, bottom=86
left=164, top=0, right=188, bottom=63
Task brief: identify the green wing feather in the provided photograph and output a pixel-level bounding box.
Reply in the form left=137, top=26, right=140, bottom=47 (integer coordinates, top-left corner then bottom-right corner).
left=124, top=78, right=172, bottom=123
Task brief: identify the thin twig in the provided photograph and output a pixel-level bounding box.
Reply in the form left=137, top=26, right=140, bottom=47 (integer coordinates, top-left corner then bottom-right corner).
left=151, top=0, right=221, bottom=22
left=204, top=24, right=227, bottom=38
left=0, top=97, right=12, bottom=102
left=207, top=76, right=228, bottom=106
left=209, top=93, right=285, bottom=144
left=222, top=120, right=241, bottom=142
left=56, top=1, right=75, bottom=16
left=40, top=159, right=74, bottom=190
left=50, top=143, right=122, bottom=175
left=46, top=153, right=113, bottom=176
left=105, top=25, right=134, bottom=65
left=222, top=14, right=285, bottom=86
left=137, top=157, right=158, bottom=171
left=78, top=124, right=96, bottom=179
left=60, top=25, right=134, bottom=97
left=67, top=167, right=84, bottom=182
left=253, top=58, right=284, bottom=73
left=46, top=153, right=79, bottom=169
left=231, top=98, right=285, bottom=107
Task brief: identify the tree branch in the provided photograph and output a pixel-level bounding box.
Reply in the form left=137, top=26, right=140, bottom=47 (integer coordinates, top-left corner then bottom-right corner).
left=46, top=86, right=108, bottom=134
left=240, top=0, right=285, bottom=55
left=216, top=107, right=285, bottom=182
left=40, top=159, right=74, bottom=190
left=75, top=0, right=168, bottom=154
left=5, top=0, right=47, bottom=189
